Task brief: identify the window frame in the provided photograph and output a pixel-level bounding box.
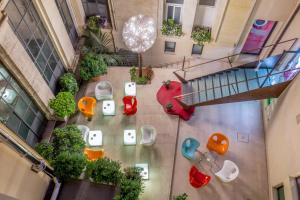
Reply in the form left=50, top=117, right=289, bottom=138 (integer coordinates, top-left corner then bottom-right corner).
left=296, top=177, right=300, bottom=199
left=55, top=0, right=79, bottom=49
left=199, top=0, right=216, bottom=7
left=0, top=63, right=46, bottom=147
left=164, top=41, right=176, bottom=53
left=191, top=44, right=204, bottom=55
left=5, top=0, right=66, bottom=92
left=275, top=185, right=285, bottom=200
left=165, top=3, right=183, bottom=24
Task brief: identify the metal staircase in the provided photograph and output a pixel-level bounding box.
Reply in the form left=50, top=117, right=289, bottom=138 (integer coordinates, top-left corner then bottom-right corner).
left=173, top=40, right=300, bottom=108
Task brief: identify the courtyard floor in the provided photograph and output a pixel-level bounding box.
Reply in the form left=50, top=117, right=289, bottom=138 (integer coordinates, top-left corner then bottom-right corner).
left=73, top=67, right=269, bottom=200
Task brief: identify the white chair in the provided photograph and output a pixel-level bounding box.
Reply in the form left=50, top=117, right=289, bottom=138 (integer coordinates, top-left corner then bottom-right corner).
left=77, top=125, right=90, bottom=143
left=214, top=160, right=239, bottom=182
left=95, top=81, right=113, bottom=100
left=140, top=125, right=157, bottom=146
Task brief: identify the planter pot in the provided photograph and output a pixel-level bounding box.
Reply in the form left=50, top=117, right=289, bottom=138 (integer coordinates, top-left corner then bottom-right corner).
left=55, top=116, right=68, bottom=122
left=91, top=75, right=101, bottom=82
left=58, top=180, right=118, bottom=200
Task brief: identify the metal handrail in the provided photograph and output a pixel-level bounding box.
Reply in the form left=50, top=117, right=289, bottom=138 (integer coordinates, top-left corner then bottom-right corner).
left=176, top=38, right=298, bottom=72
left=174, top=67, right=300, bottom=101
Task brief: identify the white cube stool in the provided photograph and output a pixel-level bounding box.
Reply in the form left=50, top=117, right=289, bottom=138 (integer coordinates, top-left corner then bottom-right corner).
left=135, top=163, right=149, bottom=180
left=88, top=130, right=103, bottom=147
left=124, top=129, right=136, bottom=145
left=125, top=82, right=136, bottom=96
left=102, top=100, right=116, bottom=116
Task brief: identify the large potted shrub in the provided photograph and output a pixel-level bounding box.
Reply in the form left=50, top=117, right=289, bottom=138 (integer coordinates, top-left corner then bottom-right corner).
left=35, top=141, right=54, bottom=164
left=80, top=52, right=107, bottom=81
left=52, top=125, right=85, bottom=155
left=86, top=157, right=123, bottom=185
left=191, top=26, right=211, bottom=45
left=49, top=91, right=76, bottom=120
left=53, top=152, right=87, bottom=181
left=114, top=167, right=144, bottom=200
left=59, top=73, right=79, bottom=96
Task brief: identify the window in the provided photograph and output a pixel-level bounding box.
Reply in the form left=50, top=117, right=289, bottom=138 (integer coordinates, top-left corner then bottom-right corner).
left=55, top=0, right=79, bottom=48
left=199, top=0, right=216, bottom=6
left=296, top=177, right=300, bottom=198
left=276, top=185, right=285, bottom=200
left=0, top=63, right=46, bottom=147
left=165, top=41, right=176, bottom=53
left=192, top=44, right=203, bottom=55
left=5, top=0, right=66, bottom=92
left=81, top=0, right=111, bottom=28
left=165, top=0, right=183, bottom=24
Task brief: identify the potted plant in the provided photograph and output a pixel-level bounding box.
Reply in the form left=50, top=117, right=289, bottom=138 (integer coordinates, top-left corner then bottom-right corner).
left=35, top=142, right=54, bottom=164
left=129, top=66, right=153, bottom=85
left=86, top=157, right=123, bottom=186
left=161, top=19, right=184, bottom=37
left=191, top=26, right=211, bottom=45
left=53, top=152, right=87, bottom=182
left=49, top=92, right=76, bottom=120
left=173, top=193, right=188, bottom=200
left=80, top=52, right=108, bottom=81
left=163, top=80, right=171, bottom=89
left=59, top=73, right=79, bottom=96
left=165, top=102, right=173, bottom=111
left=114, top=167, right=144, bottom=200
left=87, top=16, right=100, bottom=33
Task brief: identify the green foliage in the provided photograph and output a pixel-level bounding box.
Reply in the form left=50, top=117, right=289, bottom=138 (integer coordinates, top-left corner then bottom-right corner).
left=82, top=28, right=123, bottom=66
left=87, top=16, right=99, bottom=33
left=163, top=80, right=171, bottom=89
left=59, top=73, right=79, bottom=95
left=52, top=125, right=85, bottom=156
left=114, top=167, right=144, bottom=200
left=53, top=152, right=86, bottom=181
left=129, top=66, right=149, bottom=85
left=161, top=19, right=184, bottom=37
left=35, top=125, right=86, bottom=182
left=191, top=26, right=211, bottom=45
left=86, top=157, right=123, bottom=185
left=35, top=142, right=54, bottom=164
left=80, top=52, right=108, bottom=80
left=173, top=193, right=188, bottom=200
left=166, top=102, right=173, bottom=110
left=49, top=92, right=76, bottom=118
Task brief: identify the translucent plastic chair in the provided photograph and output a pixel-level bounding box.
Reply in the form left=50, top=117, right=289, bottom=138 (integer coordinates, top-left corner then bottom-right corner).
left=189, top=165, right=211, bottom=188
left=76, top=125, right=90, bottom=143
left=207, top=133, right=229, bottom=155
left=140, top=125, right=157, bottom=146
left=214, top=160, right=239, bottom=182
left=181, top=138, right=200, bottom=160
left=95, top=81, right=113, bottom=100
left=78, top=96, right=96, bottom=120
left=84, top=148, right=104, bottom=161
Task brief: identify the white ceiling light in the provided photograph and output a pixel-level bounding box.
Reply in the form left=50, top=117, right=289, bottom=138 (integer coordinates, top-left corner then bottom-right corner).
left=122, top=14, right=157, bottom=53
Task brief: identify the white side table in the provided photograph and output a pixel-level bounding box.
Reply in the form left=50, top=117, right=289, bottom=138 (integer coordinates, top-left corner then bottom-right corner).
left=124, top=129, right=136, bottom=145
left=135, top=163, right=149, bottom=180
left=125, top=82, right=136, bottom=96
left=102, top=100, right=116, bottom=116
left=88, top=130, right=103, bottom=147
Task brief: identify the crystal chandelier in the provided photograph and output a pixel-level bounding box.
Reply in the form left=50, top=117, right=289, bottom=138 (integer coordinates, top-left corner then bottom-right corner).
left=122, top=14, right=157, bottom=53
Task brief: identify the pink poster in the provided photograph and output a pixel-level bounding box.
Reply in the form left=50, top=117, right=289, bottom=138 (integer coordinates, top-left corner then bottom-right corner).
left=242, top=19, right=277, bottom=54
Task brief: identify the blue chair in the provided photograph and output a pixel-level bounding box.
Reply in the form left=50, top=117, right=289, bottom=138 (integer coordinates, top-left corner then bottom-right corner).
left=181, top=138, right=200, bottom=160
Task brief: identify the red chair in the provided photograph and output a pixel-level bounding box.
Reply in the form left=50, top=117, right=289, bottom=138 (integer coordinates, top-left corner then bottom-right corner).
left=189, top=166, right=211, bottom=188
left=123, top=96, right=137, bottom=115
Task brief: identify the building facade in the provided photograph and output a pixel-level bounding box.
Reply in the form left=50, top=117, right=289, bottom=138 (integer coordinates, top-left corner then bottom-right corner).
left=0, top=0, right=300, bottom=200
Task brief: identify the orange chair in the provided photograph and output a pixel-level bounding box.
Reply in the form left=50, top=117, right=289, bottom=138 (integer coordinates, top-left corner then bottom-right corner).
left=206, top=133, right=229, bottom=155
left=78, top=96, right=96, bottom=120
left=84, top=148, right=104, bottom=161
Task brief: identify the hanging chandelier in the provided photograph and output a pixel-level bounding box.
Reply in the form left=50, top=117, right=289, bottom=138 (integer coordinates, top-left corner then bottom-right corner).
left=122, top=14, right=157, bottom=53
